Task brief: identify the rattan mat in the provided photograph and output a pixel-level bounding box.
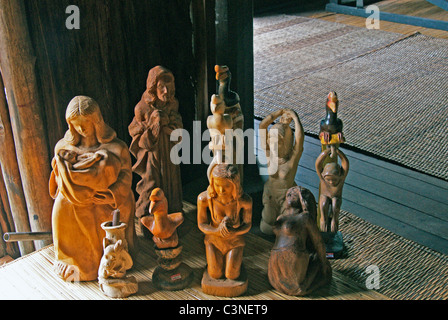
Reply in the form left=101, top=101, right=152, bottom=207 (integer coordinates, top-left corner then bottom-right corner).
left=0, top=203, right=446, bottom=300
left=254, top=15, right=448, bottom=181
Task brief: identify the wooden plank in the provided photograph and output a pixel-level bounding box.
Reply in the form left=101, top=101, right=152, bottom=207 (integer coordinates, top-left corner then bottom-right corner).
left=326, top=2, right=448, bottom=30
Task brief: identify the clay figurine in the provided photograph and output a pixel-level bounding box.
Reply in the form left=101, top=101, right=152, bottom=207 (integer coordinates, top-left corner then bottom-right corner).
left=259, top=108, right=304, bottom=235
left=98, top=210, right=138, bottom=298
left=315, top=148, right=349, bottom=233
left=141, top=188, right=193, bottom=290
left=49, top=96, right=136, bottom=282
left=197, top=164, right=252, bottom=297
left=268, top=186, right=332, bottom=296
left=128, top=65, right=183, bottom=221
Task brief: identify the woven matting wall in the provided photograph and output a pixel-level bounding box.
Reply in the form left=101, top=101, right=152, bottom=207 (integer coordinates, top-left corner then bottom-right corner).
left=0, top=203, right=447, bottom=300
left=254, top=15, right=448, bottom=180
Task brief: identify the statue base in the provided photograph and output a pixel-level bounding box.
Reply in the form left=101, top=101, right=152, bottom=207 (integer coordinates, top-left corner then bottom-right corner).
left=98, top=276, right=138, bottom=298
left=321, top=231, right=344, bottom=259
left=201, top=265, right=248, bottom=297
left=152, top=263, right=194, bottom=291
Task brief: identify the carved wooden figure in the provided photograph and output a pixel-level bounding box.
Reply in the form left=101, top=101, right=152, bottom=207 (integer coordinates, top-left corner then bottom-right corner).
left=141, top=188, right=193, bottom=290
left=259, top=108, right=304, bottom=235
left=206, top=94, right=233, bottom=180
left=214, top=65, right=244, bottom=181
left=197, top=164, right=252, bottom=297
left=49, top=96, right=136, bottom=282
left=98, top=210, right=138, bottom=298
left=268, top=186, right=332, bottom=296
left=315, top=148, right=349, bottom=233
left=319, top=91, right=345, bottom=148
left=128, top=66, right=183, bottom=221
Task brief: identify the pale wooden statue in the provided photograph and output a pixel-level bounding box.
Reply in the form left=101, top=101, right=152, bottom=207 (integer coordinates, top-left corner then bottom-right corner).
left=98, top=210, right=138, bottom=298
left=315, top=148, right=349, bottom=233
left=197, top=164, right=252, bottom=297
left=259, top=108, right=304, bottom=235
left=268, top=186, right=332, bottom=296
left=128, top=66, right=183, bottom=221
left=141, top=188, right=193, bottom=290
left=214, top=65, right=244, bottom=181
left=49, top=96, right=136, bottom=282
left=206, top=94, right=233, bottom=180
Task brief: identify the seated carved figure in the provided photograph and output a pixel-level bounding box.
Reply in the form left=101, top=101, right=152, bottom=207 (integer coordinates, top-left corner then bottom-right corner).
left=268, top=186, right=332, bottom=296
left=49, top=96, right=136, bottom=282
left=197, top=164, right=252, bottom=297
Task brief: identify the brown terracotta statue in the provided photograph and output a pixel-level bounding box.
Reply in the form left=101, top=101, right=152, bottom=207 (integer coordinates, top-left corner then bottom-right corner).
left=268, top=186, right=332, bottom=296
left=315, top=147, right=349, bottom=233
left=98, top=210, right=138, bottom=298
left=128, top=66, right=183, bottom=220
left=140, top=188, right=193, bottom=290
left=49, top=96, right=136, bottom=282
left=197, top=164, right=252, bottom=297
left=259, top=108, right=305, bottom=235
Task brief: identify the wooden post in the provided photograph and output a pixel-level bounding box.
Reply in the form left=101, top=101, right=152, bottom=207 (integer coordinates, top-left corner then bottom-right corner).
left=215, top=0, right=254, bottom=130
left=0, top=0, right=53, bottom=249
left=192, top=0, right=210, bottom=125
left=0, top=74, right=34, bottom=256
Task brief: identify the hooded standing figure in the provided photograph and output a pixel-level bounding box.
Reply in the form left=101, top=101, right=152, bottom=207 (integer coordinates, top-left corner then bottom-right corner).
left=128, top=66, right=184, bottom=219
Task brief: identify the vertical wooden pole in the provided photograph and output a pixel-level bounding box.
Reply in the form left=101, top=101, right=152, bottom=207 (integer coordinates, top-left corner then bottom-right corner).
left=0, top=0, right=53, bottom=249
left=215, top=0, right=254, bottom=130
left=0, top=73, right=34, bottom=256
left=192, top=0, right=209, bottom=125
left=0, top=168, right=21, bottom=258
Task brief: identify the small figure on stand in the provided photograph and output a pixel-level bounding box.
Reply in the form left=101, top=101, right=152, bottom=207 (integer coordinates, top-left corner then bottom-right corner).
left=315, top=148, right=349, bottom=233
left=141, top=188, right=193, bottom=290
left=259, top=108, right=304, bottom=235
left=197, top=164, right=252, bottom=297
left=98, top=210, right=138, bottom=298
left=268, top=186, right=332, bottom=296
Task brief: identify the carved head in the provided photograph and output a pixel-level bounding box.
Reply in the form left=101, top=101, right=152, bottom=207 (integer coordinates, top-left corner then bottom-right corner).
left=64, top=96, right=116, bottom=146
left=322, top=162, right=343, bottom=187
left=284, top=186, right=317, bottom=222
left=268, top=123, right=293, bottom=159
left=326, top=91, right=339, bottom=113
left=207, top=164, right=242, bottom=201
left=145, top=66, right=175, bottom=104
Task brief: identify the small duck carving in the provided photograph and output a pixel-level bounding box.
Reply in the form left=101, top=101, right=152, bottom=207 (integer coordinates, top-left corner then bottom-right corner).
left=140, top=188, right=184, bottom=249
left=319, top=91, right=345, bottom=144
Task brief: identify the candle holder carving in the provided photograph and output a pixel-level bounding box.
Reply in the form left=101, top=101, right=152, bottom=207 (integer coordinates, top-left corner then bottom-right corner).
left=98, top=210, right=138, bottom=298
left=140, top=188, right=193, bottom=290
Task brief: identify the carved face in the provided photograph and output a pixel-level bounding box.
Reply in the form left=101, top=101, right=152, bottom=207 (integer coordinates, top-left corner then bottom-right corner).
left=285, top=187, right=302, bottom=209
left=156, top=77, right=174, bottom=103
left=322, top=163, right=342, bottom=187
left=212, top=176, right=234, bottom=200
left=70, top=116, right=95, bottom=138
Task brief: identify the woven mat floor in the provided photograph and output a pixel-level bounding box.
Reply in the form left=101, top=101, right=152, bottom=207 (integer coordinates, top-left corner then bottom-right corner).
left=254, top=15, right=448, bottom=181
left=0, top=201, right=446, bottom=300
